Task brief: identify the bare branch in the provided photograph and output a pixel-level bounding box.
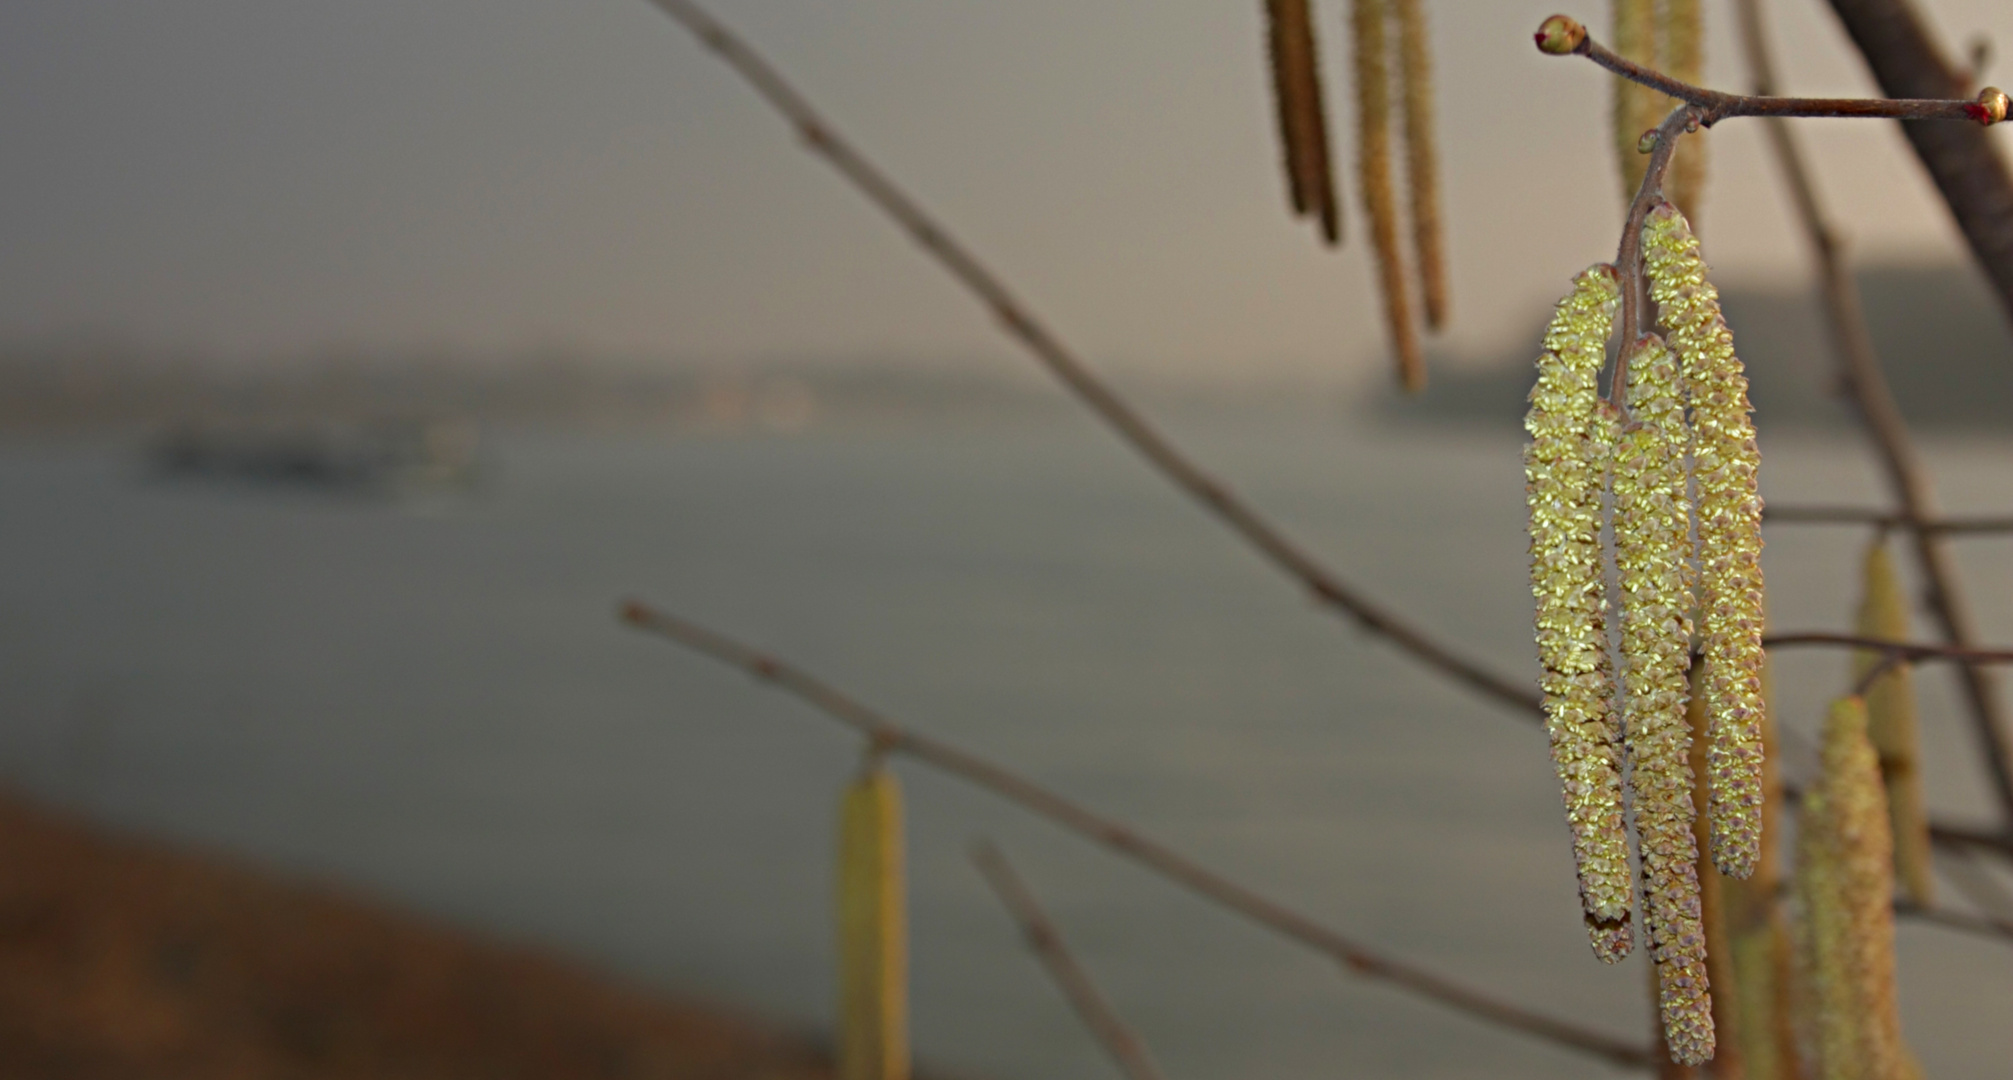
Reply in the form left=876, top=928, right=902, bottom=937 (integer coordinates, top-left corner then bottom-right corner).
left=641, top=0, right=1541, bottom=719
left=1764, top=505, right=2013, bottom=535
left=971, top=841, right=1171, bottom=1080
left=618, top=600, right=1654, bottom=1069
left=1764, top=632, right=2013, bottom=666
left=1892, top=900, right=2013, bottom=944
left=1730, top=0, right=2013, bottom=829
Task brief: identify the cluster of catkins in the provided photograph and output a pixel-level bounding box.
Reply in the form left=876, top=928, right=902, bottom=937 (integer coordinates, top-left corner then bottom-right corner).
left=1523, top=201, right=1765, bottom=1066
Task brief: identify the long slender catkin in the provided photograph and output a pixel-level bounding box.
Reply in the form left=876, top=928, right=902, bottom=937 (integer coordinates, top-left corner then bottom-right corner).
left=1660, top=0, right=1707, bottom=219
left=1393, top=0, right=1446, bottom=328
left=1611, top=0, right=1665, bottom=198
left=1263, top=0, right=1342, bottom=244
left=1796, top=697, right=1906, bottom=1080
left=1352, top=0, right=1424, bottom=391
left=1852, top=539, right=1934, bottom=908
left=1724, top=656, right=1803, bottom=1080
left=1526, top=263, right=1632, bottom=960
left=1614, top=335, right=1713, bottom=1065
left=1643, top=201, right=1765, bottom=881
left=1687, top=661, right=1745, bottom=1080
left=839, top=764, right=909, bottom=1080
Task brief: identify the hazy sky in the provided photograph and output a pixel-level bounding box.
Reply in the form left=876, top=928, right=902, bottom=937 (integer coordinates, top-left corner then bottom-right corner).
left=4, top=0, right=2011, bottom=379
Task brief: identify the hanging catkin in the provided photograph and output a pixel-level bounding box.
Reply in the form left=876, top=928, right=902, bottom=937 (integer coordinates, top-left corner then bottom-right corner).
left=1393, top=0, right=1447, bottom=328
left=1796, top=697, right=1907, bottom=1080
left=1613, top=335, right=1713, bottom=1065
left=1851, top=538, right=1934, bottom=909
left=1610, top=0, right=1667, bottom=198
left=1724, top=655, right=1803, bottom=1080
left=838, top=762, right=909, bottom=1080
left=1643, top=200, right=1766, bottom=881
left=1352, top=0, right=1425, bottom=391
left=1525, top=263, right=1633, bottom=960
left=1263, top=0, right=1341, bottom=244
left=1687, top=660, right=1745, bottom=1080
left=1661, top=0, right=1707, bottom=219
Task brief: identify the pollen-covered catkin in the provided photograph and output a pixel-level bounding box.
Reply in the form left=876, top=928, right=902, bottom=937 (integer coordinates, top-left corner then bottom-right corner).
left=1797, top=698, right=1907, bottom=1080
left=1352, top=0, right=1425, bottom=391
left=1613, top=335, right=1713, bottom=1065
left=839, top=763, right=909, bottom=1080
left=1643, top=200, right=1766, bottom=881
left=1262, top=0, right=1341, bottom=244
left=1852, top=539, right=1934, bottom=908
left=1525, top=263, right=1632, bottom=959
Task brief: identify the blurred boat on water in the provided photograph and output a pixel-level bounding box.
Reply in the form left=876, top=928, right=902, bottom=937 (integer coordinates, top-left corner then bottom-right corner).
left=148, top=418, right=482, bottom=494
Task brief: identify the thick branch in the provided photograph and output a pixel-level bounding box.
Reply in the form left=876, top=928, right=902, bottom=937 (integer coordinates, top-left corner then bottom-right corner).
left=1731, top=0, right=2013, bottom=828
left=643, top=0, right=1542, bottom=718
left=618, top=601, right=1653, bottom=1069
left=1824, top=0, right=2013, bottom=330
left=971, top=842, right=1171, bottom=1080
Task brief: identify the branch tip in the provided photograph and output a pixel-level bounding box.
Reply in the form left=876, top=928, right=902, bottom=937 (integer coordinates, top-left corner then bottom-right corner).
left=1971, top=86, right=2009, bottom=125
left=1535, top=15, right=1588, bottom=56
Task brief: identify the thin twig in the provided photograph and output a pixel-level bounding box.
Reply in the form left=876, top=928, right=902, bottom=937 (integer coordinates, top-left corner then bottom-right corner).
left=1764, top=505, right=2013, bottom=534
left=1730, top=0, right=2013, bottom=829
left=1540, top=15, right=2006, bottom=127
left=642, top=0, right=1540, bottom=718
left=618, top=600, right=1654, bottom=1069
left=1764, top=632, right=2013, bottom=666
left=971, top=841, right=1171, bottom=1080
left=1891, top=899, right=2013, bottom=943
left=1937, top=845, right=2013, bottom=924
left=1612, top=105, right=1696, bottom=395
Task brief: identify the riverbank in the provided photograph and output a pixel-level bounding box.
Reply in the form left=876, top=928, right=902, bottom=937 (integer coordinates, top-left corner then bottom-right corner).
left=0, top=789, right=843, bottom=1079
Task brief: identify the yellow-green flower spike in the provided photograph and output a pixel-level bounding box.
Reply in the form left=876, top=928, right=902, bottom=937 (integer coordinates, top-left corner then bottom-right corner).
left=1797, top=697, right=1907, bottom=1080
left=1613, top=335, right=1713, bottom=1065
left=838, top=763, right=910, bottom=1080
left=1852, top=539, right=1934, bottom=908
left=1643, top=201, right=1766, bottom=881
left=1525, top=263, right=1633, bottom=959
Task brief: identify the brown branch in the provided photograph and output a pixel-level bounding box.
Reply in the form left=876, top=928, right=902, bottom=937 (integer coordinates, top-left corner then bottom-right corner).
left=1536, top=14, right=2006, bottom=126
left=618, top=600, right=1654, bottom=1069
left=1763, top=505, right=2013, bottom=534
left=1892, top=899, right=2013, bottom=943
left=971, top=841, right=1171, bottom=1080
left=642, top=0, right=1541, bottom=718
left=1764, top=632, right=2013, bottom=666
left=1730, top=0, right=2013, bottom=829
left=1824, top=0, right=2013, bottom=330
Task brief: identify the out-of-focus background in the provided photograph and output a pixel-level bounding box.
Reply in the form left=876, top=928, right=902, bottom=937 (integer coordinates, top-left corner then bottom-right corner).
left=3, top=1, right=2012, bottom=1077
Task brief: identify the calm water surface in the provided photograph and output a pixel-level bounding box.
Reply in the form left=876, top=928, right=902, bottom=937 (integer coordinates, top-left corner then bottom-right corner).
left=2, top=411, right=2009, bottom=1078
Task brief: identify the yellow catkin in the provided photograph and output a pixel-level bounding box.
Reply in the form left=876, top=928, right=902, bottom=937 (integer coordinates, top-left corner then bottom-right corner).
left=1611, top=0, right=1667, bottom=198
left=1642, top=201, right=1766, bottom=881
left=1352, top=0, right=1425, bottom=391
left=1724, top=656, right=1803, bottom=1080
left=1525, top=263, right=1632, bottom=959
left=1797, top=698, right=1906, bottom=1080
left=1661, top=0, right=1707, bottom=219
left=1393, top=0, right=1447, bottom=328
left=839, top=763, right=909, bottom=1080
left=1852, top=539, right=1934, bottom=908
left=1263, top=0, right=1341, bottom=244
left=1614, top=335, right=1713, bottom=1065
left=1687, top=661, right=1745, bottom=1080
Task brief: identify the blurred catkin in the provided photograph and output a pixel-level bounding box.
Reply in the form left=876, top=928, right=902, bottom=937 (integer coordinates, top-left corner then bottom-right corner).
left=1688, top=662, right=1744, bottom=1080
left=1393, top=0, right=1447, bottom=328
left=1614, top=336, right=1713, bottom=1065
left=839, top=764, right=909, bottom=1080
left=1611, top=0, right=1668, bottom=198
left=1852, top=539, right=1934, bottom=908
left=1526, top=263, right=1631, bottom=959
left=1263, top=0, right=1341, bottom=244
left=1661, top=0, right=1707, bottom=218
left=1643, top=201, right=1766, bottom=881
left=1352, top=0, right=1425, bottom=391
left=1796, top=698, right=1907, bottom=1080
left=1723, top=657, right=1802, bottom=1080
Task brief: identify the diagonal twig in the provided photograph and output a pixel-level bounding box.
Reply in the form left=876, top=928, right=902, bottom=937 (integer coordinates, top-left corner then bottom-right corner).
left=1731, top=0, right=2013, bottom=832
left=1764, top=505, right=2013, bottom=534
left=971, top=841, right=1171, bottom=1080
left=638, top=0, right=1542, bottom=719
left=617, top=600, right=1653, bottom=1069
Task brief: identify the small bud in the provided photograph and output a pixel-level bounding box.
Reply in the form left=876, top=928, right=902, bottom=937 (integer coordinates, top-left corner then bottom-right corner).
left=1535, top=15, right=1587, bottom=55
left=1973, top=86, right=2010, bottom=125
left=1636, top=128, right=1660, bottom=155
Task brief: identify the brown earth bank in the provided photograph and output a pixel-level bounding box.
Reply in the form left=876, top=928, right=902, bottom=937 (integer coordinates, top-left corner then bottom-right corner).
left=0, top=789, right=875, bottom=1080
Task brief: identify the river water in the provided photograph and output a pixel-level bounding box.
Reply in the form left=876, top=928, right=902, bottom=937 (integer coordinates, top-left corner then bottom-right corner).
left=2, top=409, right=2008, bottom=1078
